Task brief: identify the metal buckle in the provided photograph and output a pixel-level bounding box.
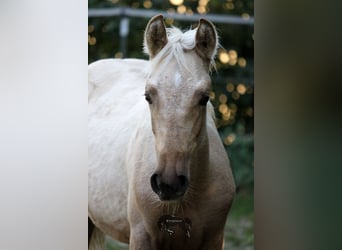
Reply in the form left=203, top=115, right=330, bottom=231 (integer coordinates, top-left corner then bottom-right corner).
left=158, top=215, right=192, bottom=239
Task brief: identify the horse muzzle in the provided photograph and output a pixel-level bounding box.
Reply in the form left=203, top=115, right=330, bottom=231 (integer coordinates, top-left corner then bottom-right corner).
left=150, top=173, right=189, bottom=201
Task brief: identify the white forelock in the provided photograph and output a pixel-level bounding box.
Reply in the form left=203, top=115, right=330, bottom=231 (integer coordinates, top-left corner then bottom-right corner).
left=144, top=27, right=217, bottom=76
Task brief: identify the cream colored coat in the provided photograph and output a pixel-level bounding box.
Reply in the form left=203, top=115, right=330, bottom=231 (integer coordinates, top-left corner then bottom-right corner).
left=88, top=16, right=235, bottom=250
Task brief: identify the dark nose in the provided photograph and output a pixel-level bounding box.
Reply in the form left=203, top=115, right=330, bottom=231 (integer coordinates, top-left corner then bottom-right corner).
left=150, top=173, right=189, bottom=201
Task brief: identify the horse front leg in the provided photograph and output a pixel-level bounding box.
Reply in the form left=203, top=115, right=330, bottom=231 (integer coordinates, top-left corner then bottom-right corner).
left=129, top=222, right=153, bottom=250
left=199, top=231, right=225, bottom=250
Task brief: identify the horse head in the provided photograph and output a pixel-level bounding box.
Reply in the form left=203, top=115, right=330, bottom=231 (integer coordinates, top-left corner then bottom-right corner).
left=143, top=15, right=218, bottom=201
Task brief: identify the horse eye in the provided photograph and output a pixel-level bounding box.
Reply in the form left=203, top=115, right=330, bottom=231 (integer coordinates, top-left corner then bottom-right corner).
left=145, top=93, right=152, bottom=104
left=199, top=95, right=209, bottom=106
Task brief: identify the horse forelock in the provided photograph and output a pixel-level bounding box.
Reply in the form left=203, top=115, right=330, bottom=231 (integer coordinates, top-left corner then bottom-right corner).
left=144, top=27, right=218, bottom=77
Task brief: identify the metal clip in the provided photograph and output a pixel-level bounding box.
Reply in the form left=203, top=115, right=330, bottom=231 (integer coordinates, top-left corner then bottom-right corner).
left=157, top=215, right=192, bottom=239
left=185, top=229, right=191, bottom=238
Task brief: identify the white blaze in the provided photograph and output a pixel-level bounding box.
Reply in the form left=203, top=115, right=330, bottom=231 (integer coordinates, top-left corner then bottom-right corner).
left=174, top=71, right=182, bottom=87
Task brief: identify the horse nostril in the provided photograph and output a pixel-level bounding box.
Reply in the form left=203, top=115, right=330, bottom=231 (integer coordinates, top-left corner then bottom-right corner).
left=150, top=173, right=161, bottom=195
left=177, top=175, right=189, bottom=195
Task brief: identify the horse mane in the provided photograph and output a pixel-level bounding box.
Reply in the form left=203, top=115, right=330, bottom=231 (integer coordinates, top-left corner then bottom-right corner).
left=143, top=27, right=218, bottom=76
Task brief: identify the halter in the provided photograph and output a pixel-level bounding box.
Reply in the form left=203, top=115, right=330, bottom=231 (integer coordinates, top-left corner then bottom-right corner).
left=158, top=214, right=192, bottom=239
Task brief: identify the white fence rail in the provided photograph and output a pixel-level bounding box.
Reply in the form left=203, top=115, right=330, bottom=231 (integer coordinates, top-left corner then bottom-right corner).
left=88, top=7, right=254, bottom=25
left=88, top=7, right=254, bottom=57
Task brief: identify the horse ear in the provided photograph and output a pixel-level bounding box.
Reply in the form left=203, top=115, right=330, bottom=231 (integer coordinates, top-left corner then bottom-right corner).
left=144, top=15, right=168, bottom=58
left=195, top=19, right=218, bottom=62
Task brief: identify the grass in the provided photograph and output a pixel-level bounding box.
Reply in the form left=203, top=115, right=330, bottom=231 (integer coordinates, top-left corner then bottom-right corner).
left=224, top=188, right=254, bottom=249
left=104, top=189, right=254, bottom=250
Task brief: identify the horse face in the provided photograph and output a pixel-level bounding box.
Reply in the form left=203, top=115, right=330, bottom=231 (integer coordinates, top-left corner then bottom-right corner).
left=146, top=67, right=210, bottom=201
left=144, top=15, right=217, bottom=201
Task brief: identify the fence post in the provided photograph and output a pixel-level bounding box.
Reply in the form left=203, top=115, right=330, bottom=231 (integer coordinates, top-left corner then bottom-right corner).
left=119, top=17, right=129, bottom=58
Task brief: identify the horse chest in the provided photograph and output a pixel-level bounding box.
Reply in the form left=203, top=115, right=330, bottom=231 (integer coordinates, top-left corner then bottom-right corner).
left=152, top=222, right=204, bottom=250
left=141, top=203, right=221, bottom=248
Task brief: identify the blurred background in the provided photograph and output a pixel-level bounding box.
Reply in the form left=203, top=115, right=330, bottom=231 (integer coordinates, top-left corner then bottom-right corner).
left=88, top=0, right=253, bottom=249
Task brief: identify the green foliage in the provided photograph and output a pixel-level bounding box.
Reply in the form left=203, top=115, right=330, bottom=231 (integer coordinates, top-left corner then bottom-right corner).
left=225, top=190, right=254, bottom=248
left=88, top=0, right=254, bottom=188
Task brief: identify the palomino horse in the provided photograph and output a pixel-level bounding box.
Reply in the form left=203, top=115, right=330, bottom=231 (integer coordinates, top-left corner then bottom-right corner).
left=88, top=15, right=235, bottom=250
